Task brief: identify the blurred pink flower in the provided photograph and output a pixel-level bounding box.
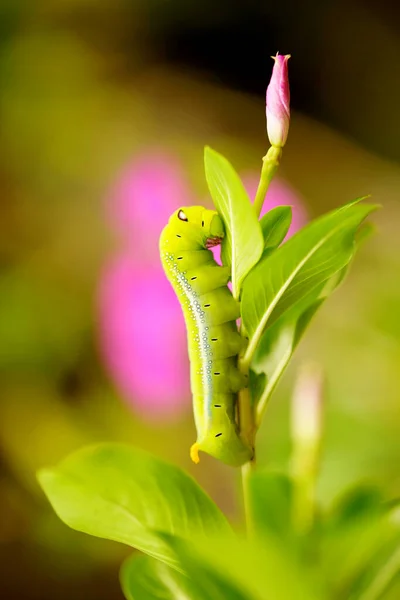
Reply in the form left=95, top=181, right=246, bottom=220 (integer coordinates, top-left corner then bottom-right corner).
left=266, top=53, right=291, bottom=148
left=98, top=150, right=193, bottom=418
left=106, top=150, right=195, bottom=259
left=98, top=256, right=190, bottom=418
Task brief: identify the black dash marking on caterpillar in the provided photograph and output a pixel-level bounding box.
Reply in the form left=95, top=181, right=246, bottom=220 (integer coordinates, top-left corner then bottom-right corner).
left=214, top=372, right=221, bottom=375
left=204, top=304, right=210, bottom=307
left=211, top=338, right=218, bottom=341
left=214, top=404, right=221, bottom=407
left=191, top=276, right=197, bottom=280
left=201, top=220, right=204, bottom=227
left=177, top=256, right=183, bottom=260
left=176, top=234, right=181, bottom=238
left=215, top=433, right=222, bottom=437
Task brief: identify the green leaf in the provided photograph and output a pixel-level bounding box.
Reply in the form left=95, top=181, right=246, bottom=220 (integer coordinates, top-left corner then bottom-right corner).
left=37, top=444, right=229, bottom=570
left=204, top=146, right=264, bottom=299
left=241, top=199, right=377, bottom=366
left=320, top=485, right=400, bottom=598
left=260, top=206, right=292, bottom=254
left=251, top=213, right=372, bottom=422
left=328, top=485, right=384, bottom=530
left=121, top=553, right=251, bottom=600
left=251, top=285, right=324, bottom=419
left=352, top=545, right=400, bottom=600
left=167, top=533, right=321, bottom=600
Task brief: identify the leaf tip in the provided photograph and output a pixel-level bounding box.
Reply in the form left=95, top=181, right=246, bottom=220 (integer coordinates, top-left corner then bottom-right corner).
left=204, top=145, right=216, bottom=160
left=36, top=467, right=54, bottom=494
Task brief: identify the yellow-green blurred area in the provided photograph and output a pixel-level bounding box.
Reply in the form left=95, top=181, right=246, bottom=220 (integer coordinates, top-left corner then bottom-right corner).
left=0, top=1, right=399, bottom=598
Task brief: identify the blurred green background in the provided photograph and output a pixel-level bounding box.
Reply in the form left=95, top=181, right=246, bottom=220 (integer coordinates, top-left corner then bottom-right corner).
left=0, top=1, right=399, bottom=598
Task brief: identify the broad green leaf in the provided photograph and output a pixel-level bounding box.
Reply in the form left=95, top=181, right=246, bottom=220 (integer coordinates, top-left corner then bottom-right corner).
left=251, top=217, right=373, bottom=422
left=260, top=206, right=292, bottom=254
left=241, top=200, right=377, bottom=365
left=249, top=470, right=294, bottom=542
left=166, top=533, right=321, bottom=600
left=37, top=444, right=229, bottom=570
left=204, top=146, right=263, bottom=299
left=121, top=553, right=251, bottom=600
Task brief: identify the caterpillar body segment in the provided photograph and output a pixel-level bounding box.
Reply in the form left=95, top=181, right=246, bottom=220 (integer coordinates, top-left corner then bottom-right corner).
left=159, top=206, right=253, bottom=467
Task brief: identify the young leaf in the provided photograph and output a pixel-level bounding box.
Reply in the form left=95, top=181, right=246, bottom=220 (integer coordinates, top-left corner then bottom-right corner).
left=121, top=553, right=251, bottom=600
left=260, top=206, right=292, bottom=254
left=37, top=444, right=229, bottom=570
left=241, top=200, right=377, bottom=367
left=204, top=146, right=263, bottom=299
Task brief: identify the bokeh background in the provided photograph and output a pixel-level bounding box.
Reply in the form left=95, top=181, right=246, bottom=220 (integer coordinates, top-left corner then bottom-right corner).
left=0, top=1, right=399, bottom=598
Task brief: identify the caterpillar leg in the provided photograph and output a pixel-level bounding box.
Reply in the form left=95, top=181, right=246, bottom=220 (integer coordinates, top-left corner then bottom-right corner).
left=190, top=443, right=200, bottom=464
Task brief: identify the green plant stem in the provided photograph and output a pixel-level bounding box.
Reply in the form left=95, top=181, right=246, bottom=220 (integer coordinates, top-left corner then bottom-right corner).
left=238, top=144, right=283, bottom=534
left=357, top=546, right=400, bottom=600
left=238, top=380, right=256, bottom=536
left=241, top=458, right=256, bottom=536
left=253, top=145, right=283, bottom=218
left=291, top=448, right=318, bottom=535
left=238, top=386, right=253, bottom=445
left=290, top=365, right=324, bottom=535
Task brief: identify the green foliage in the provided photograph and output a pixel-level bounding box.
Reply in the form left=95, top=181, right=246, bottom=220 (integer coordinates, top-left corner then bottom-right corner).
left=36, top=148, right=392, bottom=600
left=39, top=443, right=400, bottom=600
left=121, top=552, right=251, bottom=600
left=249, top=208, right=375, bottom=421
left=204, top=146, right=264, bottom=299
left=241, top=199, right=377, bottom=368
left=166, top=533, right=318, bottom=600
left=260, top=205, right=292, bottom=254
left=38, top=444, right=229, bottom=570
left=249, top=285, right=324, bottom=415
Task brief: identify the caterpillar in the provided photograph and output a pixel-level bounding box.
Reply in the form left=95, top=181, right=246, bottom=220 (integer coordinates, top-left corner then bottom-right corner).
left=159, top=205, right=253, bottom=467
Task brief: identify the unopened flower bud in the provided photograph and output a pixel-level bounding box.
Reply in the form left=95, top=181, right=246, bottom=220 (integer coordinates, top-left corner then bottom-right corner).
left=266, top=53, right=291, bottom=148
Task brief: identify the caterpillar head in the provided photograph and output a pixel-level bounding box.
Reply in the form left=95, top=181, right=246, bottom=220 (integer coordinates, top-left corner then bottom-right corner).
left=170, top=206, right=224, bottom=248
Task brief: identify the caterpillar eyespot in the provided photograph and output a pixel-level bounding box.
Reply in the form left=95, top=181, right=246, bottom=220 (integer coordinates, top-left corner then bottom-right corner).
left=160, top=205, right=253, bottom=467
left=178, top=210, right=188, bottom=222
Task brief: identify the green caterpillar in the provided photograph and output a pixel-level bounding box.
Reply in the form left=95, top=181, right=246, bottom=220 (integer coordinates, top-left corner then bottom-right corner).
left=159, top=206, right=253, bottom=467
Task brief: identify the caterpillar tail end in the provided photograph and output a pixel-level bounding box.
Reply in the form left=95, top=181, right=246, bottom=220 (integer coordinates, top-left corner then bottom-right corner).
left=190, top=442, right=200, bottom=464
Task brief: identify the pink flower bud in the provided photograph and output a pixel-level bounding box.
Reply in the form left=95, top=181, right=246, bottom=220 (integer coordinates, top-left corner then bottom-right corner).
left=266, top=53, right=291, bottom=148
